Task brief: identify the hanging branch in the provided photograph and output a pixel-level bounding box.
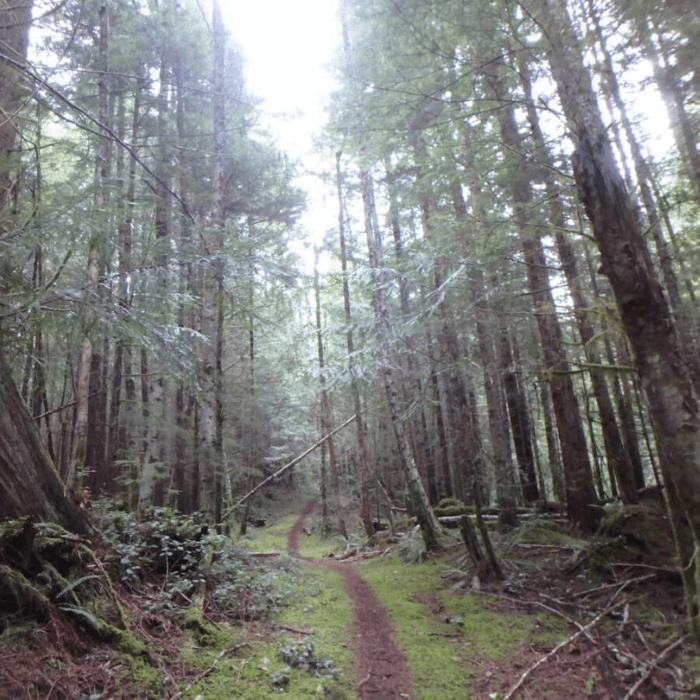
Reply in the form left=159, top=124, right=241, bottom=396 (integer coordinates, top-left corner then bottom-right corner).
left=229, top=415, right=357, bottom=511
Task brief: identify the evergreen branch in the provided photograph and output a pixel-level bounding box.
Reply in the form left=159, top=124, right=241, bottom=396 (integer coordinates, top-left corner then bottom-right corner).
left=0, top=51, right=196, bottom=224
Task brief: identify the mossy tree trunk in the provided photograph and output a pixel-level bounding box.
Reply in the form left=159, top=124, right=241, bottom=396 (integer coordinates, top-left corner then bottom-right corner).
left=0, top=351, right=93, bottom=536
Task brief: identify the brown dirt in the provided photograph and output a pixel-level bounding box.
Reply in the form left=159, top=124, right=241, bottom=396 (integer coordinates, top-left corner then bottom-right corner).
left=287, top=499, right=413, bottom=699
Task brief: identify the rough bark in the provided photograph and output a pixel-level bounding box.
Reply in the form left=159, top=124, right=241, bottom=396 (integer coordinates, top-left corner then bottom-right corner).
left=538, top=0, right=700, bottom=638
left=485, top=55, right=599, bottom=529
left=0, top=0, right=32, bottom=231
left=519, top=55, right=638, bottom=503
left=0, top=351, right=93, bottom=536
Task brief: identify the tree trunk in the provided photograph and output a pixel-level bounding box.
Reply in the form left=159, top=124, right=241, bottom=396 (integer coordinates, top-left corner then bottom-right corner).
left=587, top=2, right=700, bottom=395
left=426, top=327, right=453, bottom=499
left=0, top=350, right=93, bottom=535
left=539, top=0, right=700, bottom=639
left=519, top=55, right=638, bottom=504
left=451, top=180, right=518, bottom=525
left=69, top=1, right=110, bottom=490
left=359, top=168, right=441, bottom=550
left=314, top=248, right=345, bottom=535
left=334, top=152, right=374, bottom=538
left=0, top=0, right=32, bottom=231
left=385, top=163, right=438, bottom=505
left=485, top=55, right=599, bottom=529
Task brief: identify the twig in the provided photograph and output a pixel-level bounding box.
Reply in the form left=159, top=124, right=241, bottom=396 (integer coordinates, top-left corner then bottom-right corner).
left=275, top=624, right=313, bottom=635
left=571, top=573, right=657, bottom=599
left=622, top=635, right=686, bottom=700
left=357, top=672, right=372, bottom=690
left=502, top=601, right=624, bottom=700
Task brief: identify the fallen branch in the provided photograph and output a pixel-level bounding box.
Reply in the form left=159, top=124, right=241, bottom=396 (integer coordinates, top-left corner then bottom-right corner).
left=502, top=601, right=624, bottom=700
left=275, top=624, right=313, bottom=635
left=622, top=635, right=686, bottom=700
left=229, top=415, right=357, bottom=511
left=571, top=573, right=657, bottom=599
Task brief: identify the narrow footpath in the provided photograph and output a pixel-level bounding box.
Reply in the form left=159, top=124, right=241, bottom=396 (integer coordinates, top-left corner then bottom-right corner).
left=286, top=499, right=413, bottom=700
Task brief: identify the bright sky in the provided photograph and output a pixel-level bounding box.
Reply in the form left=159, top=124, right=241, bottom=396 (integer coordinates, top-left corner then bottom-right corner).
left=223, top=0, right=341, bottom=160
left=222, top=0, right=342, bottom=268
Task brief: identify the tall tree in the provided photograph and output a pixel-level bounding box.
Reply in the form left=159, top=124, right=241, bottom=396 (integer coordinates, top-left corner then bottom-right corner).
left=535, top=0, right=700, bottom=638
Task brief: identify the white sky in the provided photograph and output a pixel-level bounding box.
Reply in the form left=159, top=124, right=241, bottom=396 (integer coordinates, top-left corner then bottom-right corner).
left=223, top=0, right=341, bottom=160
left=222, top=0, right=342, bottom=268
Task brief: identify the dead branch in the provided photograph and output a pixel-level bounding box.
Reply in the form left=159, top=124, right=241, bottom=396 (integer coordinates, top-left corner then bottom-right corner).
left=502, top=601, right=625, bottom=700
left=229, top=415, right=356, bottom=512
left=571, top=573, right=657, bottom=599
left=622, top=635, right=686, bottom=700
left=274, top=624, right=313, bottom=635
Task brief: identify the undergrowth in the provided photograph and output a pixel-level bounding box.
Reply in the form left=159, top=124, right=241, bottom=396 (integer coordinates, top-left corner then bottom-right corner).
left=179, top=562, right=353, bottom=699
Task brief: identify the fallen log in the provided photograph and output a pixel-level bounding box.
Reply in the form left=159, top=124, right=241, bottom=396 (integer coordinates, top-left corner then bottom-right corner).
left=438, top=513, right=567, bottom=526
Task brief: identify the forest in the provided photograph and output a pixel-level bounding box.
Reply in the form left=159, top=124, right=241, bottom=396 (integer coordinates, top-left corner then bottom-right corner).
left=1, top=0, right=699, bottom=697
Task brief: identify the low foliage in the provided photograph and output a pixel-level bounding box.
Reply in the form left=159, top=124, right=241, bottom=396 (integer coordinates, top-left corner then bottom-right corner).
left=93, top=500, right=208, bottom=586
left=275, top=638, right=340, bottom=679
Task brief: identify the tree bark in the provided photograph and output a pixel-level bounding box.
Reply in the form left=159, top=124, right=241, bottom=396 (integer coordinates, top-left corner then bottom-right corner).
left=359, top=167, right=441, bottom=550
left=538, top=0, right=700, bottom=638
left=485, top=54, right=599, bottom=529
left=0, top=0, right=32, bottom=231
left=334, top=152, right=374, bottom=538
left=519, top=54, right=637, bottom=503
left=451, top=180, right=518, bottom=525
left=0, top=350, right=93, bottom=535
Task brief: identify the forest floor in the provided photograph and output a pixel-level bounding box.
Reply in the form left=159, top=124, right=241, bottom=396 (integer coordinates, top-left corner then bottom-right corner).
left=286, top=498, right=413, bottom=699
left=1, top=490, right=698, bottom=699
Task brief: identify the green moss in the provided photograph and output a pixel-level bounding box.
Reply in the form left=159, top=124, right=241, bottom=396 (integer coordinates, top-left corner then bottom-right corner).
left=507, top=519, right=585, bottom=549
left=278, top=567, right=352, bottom=668
left=358, top=556, right=472, bottom=698
left=126, top=654, right=162, bottom=698
left=358, top=554, right=568, bottom=700
left=594, top=503, right=676, bottom=567
left=434, top=504, right=472, bottom=517
left=437, top=498, right=466, bottom=509
left=177, top=565, right=353, bottom=699
left=182, top=605, right=231, bottom=648
left=295, top=529, right=343, bottom=559
left=240, top=513, right=297, bottom=553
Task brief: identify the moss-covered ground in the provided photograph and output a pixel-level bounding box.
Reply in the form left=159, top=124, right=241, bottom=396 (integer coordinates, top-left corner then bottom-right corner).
left=224, top=499, right=570, bottom=699
left=177, top=562, right=353, bottom=699
left=357, top=553, right=568, bottom=700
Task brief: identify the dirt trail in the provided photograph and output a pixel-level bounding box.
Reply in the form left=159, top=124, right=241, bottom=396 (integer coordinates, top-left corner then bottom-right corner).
left=287, top=499, right=413, bottom=700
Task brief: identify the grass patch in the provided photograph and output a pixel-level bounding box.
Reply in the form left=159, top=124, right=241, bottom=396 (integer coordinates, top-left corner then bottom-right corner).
left=358, top=553, right=567, bottom=699
left=239, top=514, right=296, bottom=553
left=295, top=519, right=345, bottom=559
